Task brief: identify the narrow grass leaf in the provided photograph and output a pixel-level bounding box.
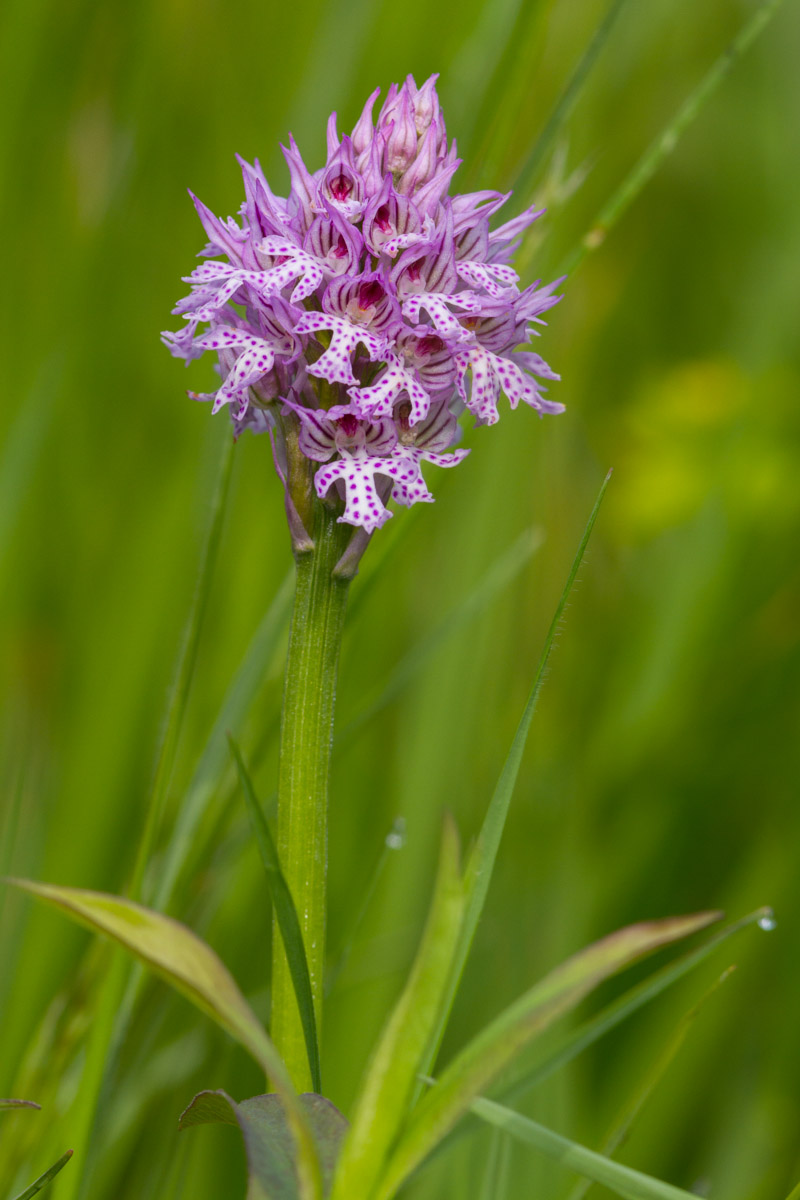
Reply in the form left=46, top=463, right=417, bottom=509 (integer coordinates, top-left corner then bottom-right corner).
left=330, top=816, right=466, bottom=1200
left=12, top=1151, right=73, bottom=1200
left=132, top=429, right=236, bottom=900
left=560, top=0, right=786, bottom=274
left=337, top=527, right=542, bottom=750
left=326, top=816, right=406, bottom=997
left=50, top=434, right=238, bottom=1200
left=497, top=906, right=771, bottom=1105
left=470, top=1098, right=700, bottom=1200
left=155, top=570, right=294, bottom=912
left=375, top=910, right=719, bottom=1199
left=784, top=1181, right=800, bottom=1200
left=565, top=967, right=734, bottom=1200
left=229, top=735, right=321, bottom=1094
left=511, top=0, right=629, bottom=196
left=4, top=880, right=322, bottom=1200
left=180, top=1091, right=348, bottom=1200
left=418, top=473, right=611, bottom=1091
left=0, top=1099, right=40, bottom=1111
left=479, top=1128, right=512, bottom=1200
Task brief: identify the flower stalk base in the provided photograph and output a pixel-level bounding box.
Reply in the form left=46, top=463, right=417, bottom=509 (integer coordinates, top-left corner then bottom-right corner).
left=272, top=501, right=351, bottom=1091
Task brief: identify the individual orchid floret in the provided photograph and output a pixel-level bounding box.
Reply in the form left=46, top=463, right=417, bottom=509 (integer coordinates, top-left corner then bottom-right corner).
left=164, top=74, right=566, bottom=554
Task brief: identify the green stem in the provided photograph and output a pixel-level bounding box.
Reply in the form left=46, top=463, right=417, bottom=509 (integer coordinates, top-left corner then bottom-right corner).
left=272, top=500, right=351, bottom=1091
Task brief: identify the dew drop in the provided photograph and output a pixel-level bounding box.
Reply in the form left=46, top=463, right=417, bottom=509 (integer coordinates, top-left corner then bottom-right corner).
left=757, top=910, right=776, bottom=932
left=385, top=816, right=406, bottom=851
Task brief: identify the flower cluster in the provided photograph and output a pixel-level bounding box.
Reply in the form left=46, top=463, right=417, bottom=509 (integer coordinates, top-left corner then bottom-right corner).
left=163, top=75, right=564, bottom=537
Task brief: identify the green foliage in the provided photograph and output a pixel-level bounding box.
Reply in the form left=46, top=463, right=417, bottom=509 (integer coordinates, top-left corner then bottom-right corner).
left=11, top=1152, right=73, bottom=1200
left=180, top=1092, right=347, bottom=1200
left=1, top=0, right=798, bottom=1196
left=470, top=1097, right=699, bottom=1200
left=376, top=913, right=719, bottom=1199
left=229, top=736, right=321, bottom=1094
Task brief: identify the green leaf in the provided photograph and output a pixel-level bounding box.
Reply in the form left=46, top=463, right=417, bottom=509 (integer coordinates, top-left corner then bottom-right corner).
left=497, top=907, right=770, bottom=1107
left=417, top=473, right=612, bottom=1093
left=470, top=1097, right=700, bottom=1200
left=511, top=0, right=630, bottom=196
left=12, top=1150, right=73, bottom=1200
left=560, top=0, right=787, bottom=275
left=180, top=1091, right=348, bottom=1200
left=0, top=1099, right=41, bottom=1110
left=131, top=429, right=236, bottom=901
left=330, top=816, right=466, bottom=1200
left=5, top=879, right=323, bottom=1200
left=229, top=736, right=321, bottom=1094
left=565, top=967, right=734, bottom=1200
left=375, top=910, right=720, bottom=1199
left=155, top=569, right=294, bottom=913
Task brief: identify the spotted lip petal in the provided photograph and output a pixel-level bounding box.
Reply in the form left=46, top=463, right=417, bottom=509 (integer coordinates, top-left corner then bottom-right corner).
left=164, top=75, right=565, bottom=536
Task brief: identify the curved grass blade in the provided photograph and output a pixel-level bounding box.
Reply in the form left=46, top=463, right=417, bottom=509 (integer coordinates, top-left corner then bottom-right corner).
left=375, top=910, right=719, bottom=1200
left=51, top=431, right=236, bottom=1200
left=4, top=880, right=322, bottom=1200
left=12, top=1150, right=73, bottom=1200
left=470, top=1097, right=698, bottom=1200
left=416, top=472, right=611, bottom=1093
left=510, top=0, right=630, bottom=196
left=565, top=967, right=734, bottom=1200
left=155, top=569, right=294, bottom=912
left=0, top=1099, right=40, bottom=1111
left=497, top=906, right=771, bottom=1106
left=132, top=429, right=236, bottom=899
left=785, top=1181, right=800, bottom=1200
left=326, top=815, right=406, bottom=997
left=337, top=527, right=542, bottom=751
left=229, top=735, right=321, bottom=1094
left=560, top=0, right=786, bottom=275
left=330, top=817, right=465, bottom=1200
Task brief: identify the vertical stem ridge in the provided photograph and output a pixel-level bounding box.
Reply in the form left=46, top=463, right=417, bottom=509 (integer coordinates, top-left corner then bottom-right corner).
left=272, top=502, right=350, bottom=1091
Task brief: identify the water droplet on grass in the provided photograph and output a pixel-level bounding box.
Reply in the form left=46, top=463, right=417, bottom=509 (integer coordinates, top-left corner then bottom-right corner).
left=386, top=816, right=406, bottom=851
left=757, top=910, right=776, bottom=931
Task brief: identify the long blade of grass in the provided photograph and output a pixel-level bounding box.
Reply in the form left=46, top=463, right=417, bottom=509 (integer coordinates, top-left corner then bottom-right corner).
left=12, top=1150, right=73, bottom=1200
left=497, top=906, right=771, bottom=1105
left=337, top=527, right=543, bottom=750
left=326, top=815, right=406, bottom=997
left=51, top=431, right=236, bottom=1200
left=330, top=816, right=466, bottom=1200
left=417, top=472, right=611, bottom=1092
left=470, top=1097, right=698, bottom=1200
left=0, top=1099, right=40, bottom=1111
left=511, top=0, right=630, bottom=197
left=431, top=907, right=769, bottom=1167
left=155, top=568, right=293, bottom=911
left=5, top=880, right=322, bottom=1199
left=559, top=0, right=786, bottom=274
left=228, top=735, right=321, bottom=1094
left=479, top=1128, right=512, bottom=1200
left=785, top=1181, right=800, bottom=1200
left=565, top=967, right=734, bottom=1200
left=376, top=911, right=719, bottom=1200
left=132, top=429, right=235, bottom=899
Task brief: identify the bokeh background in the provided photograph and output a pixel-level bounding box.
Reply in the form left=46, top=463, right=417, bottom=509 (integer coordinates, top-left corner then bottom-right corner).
left=1, top=0, right=799, bottom=1196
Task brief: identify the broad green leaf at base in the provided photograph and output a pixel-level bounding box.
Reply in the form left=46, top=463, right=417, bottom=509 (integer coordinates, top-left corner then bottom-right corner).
left=180, top=1091, right=348, bottom=1200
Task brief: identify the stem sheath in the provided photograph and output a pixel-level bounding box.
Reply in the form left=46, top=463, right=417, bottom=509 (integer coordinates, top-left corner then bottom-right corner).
left=272, top=501, right=350, bottom=1091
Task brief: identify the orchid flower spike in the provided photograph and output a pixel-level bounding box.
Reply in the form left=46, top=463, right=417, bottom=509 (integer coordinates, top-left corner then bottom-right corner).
left=163, top=76, right=564, bottom=562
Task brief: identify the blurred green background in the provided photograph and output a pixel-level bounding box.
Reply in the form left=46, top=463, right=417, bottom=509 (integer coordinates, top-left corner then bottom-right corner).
left=1, top=0, right=799, bottom=1196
